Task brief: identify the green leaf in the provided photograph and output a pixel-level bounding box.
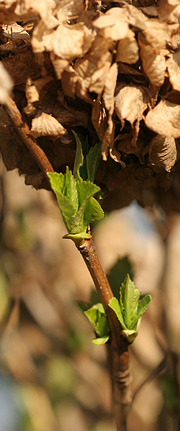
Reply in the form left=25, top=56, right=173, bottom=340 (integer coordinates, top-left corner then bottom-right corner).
left=89, top=197, right=104, bottom=224
left=120, top=275, right=140, bottom=330
left=137, top=294, right=151, bottom=321
left=47, top=172, right=65, bottom=194
left=48, top=170, right=78, bottom=231
left=77, top=180, right=100, bottom=207
left=64, top=166, right=78, bottom=212
left=108, top=297, right=126, bottom=330
left=84, top=303, right=110, bottom=338
left=70, top=181, right=100, bottom=234
left=109, top=276, right=151, bottom=343
left=55, top=193, right=76, bottom=231
left=92, top=335, right=110, bottom=345
left=86, top=142, right=101, bottom=182
left=72, top=131, right=84, bottom=181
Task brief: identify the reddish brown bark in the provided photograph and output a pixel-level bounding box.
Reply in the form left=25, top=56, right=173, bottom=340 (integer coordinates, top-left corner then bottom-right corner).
left=77, top=237, right=132, bottom=431
left=4, top=96, right=54, bottom=180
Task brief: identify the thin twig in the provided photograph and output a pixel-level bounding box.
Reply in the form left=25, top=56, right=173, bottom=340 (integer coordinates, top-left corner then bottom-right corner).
left=131, top=356, right=168, bottom=405
left=4, top=96, right=54, bottom=180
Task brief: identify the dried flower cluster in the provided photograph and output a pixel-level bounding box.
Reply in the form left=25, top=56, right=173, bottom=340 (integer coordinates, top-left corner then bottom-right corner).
left=1, top=0, right=180, bottom=212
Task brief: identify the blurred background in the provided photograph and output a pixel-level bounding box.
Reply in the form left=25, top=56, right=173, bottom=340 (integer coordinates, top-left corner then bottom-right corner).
left=0, top=157, right=180, bottom=431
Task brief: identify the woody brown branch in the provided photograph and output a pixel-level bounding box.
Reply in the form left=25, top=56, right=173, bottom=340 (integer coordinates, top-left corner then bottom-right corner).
left=4, top=95, right=132, bottom=430
left=77, top=237, right=132, bottom=431
left=4, top=96, right=54, bottom=180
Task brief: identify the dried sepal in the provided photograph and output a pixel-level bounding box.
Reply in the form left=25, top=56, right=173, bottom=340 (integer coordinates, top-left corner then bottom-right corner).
left=145, top=100, right=180, bottom=138
left=148, top=135, right=177, bottom=172
left=30, top=112, right=66, bottom=138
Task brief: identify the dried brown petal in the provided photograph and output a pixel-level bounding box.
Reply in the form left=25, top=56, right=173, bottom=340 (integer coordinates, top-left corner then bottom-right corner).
left=140, top=6, right=158, bottom=17
left=116, top=30, right=139, bottom=64
left=53, top=23, right=94, bottom=60
left=50, top=52, right=69, bottom=79
left=102, top=63, right=118, bottom=160
left=24, top=78, right=40, bottom=115
left=157, top=0, right=180, bottom=23
left=166, top=50, right=180, bottom=92
left=56, top=0, right=84, bottom=18
left=103, top=63, right=118, bottom=114
left=149, top=135, right=177, bottom=172
left=73, top=37, right=113, bottom=100
left=14, top=0, right=56, bottom=19
left=30, top=112, right=66, bottom=138
left=126, top=4, right=147, bottom=29
left=92, top=98, right=107, bottom=145
left=145, top=100, right=180, bottom=138
left=89, top=62, right=110, bottom=94
left=115, top=84, right=149, bottom=129
left=101, top=119, right=115, bottom=161
left=24, top=76, right=52, bottom=115
left=31, top=21, right=54, bottom=53
left=93, top=7, right=129, bottom=41
left=61, top=65, right=78, bottom=99
left=142, top=20, right=170, bottom=52
left=2, top=23, right=30, bottom=40
left=139, top=35, right=166, bottom=87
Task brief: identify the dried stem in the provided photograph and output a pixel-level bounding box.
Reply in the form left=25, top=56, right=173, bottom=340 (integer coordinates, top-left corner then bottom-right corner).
left=4, top=96, right=54, bottom=180
left=77, top=238, right=132, bottom=431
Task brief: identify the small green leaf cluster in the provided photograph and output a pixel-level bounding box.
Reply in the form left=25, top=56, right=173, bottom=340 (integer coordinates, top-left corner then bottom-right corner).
left=48, top=132, right=104, bottom=243
left=84, top=303, right=110, bottom=345
left=109, top=275, right=151, bottom=343
left=84, top=275, right=151, bottom=345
